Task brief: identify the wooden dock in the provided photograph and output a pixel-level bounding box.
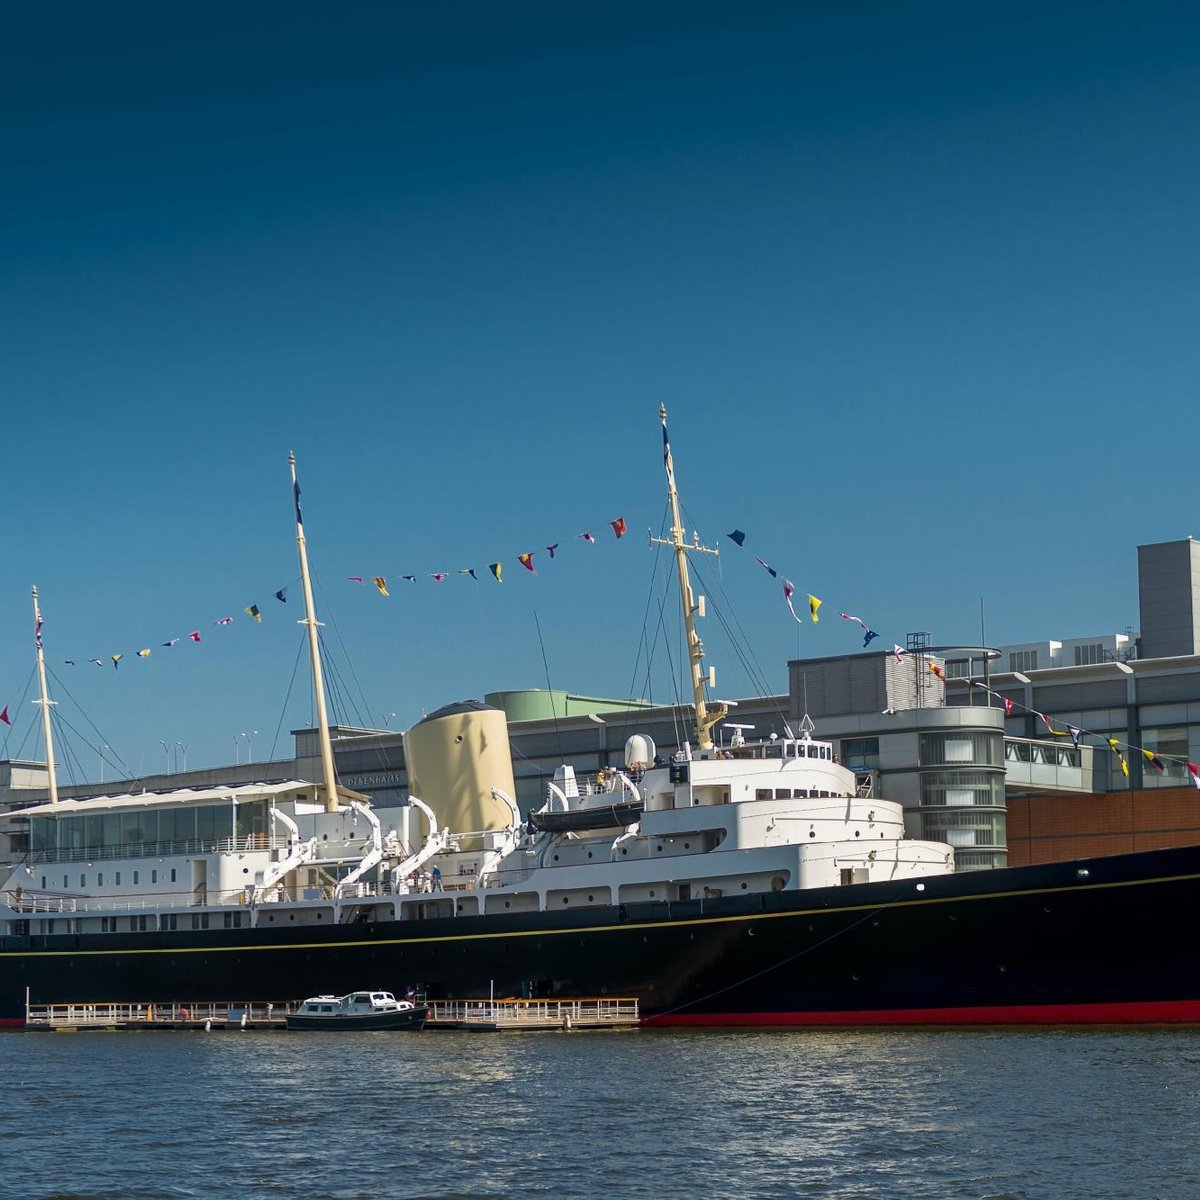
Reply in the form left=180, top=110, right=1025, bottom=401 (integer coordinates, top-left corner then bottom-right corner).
left=24, top=1001, right=290, bottom=1031
left=23, top=997, right=640, bottom=1032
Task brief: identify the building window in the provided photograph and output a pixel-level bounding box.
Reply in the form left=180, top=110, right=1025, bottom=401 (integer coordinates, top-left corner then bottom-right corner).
left=920, top=770, right=1005, bottom=808
left=920, top=732, right=1002, bottom=767
left=1009, top=650, right=1038, bottom=672
left=1073, top=643, right=1104, bottom=666
left=840, top=737, right=880, bottom=772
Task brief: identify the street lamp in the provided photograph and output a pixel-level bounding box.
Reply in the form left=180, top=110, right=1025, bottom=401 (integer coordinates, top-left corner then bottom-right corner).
left=175, top=742, right=188, bottom=773
left=158, top=739, right=171, bottom=775
left=238, top=730, right=258, bottom=764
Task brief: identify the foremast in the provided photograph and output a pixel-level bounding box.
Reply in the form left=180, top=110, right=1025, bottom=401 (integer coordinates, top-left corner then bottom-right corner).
left=650, top=405, right=728, bottom=752
left=289, top=452, right=340, bottom=813
left=31, top=587, right=58, bottom=808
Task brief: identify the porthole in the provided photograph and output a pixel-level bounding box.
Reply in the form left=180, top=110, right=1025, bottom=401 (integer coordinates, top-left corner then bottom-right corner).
left=656, top=845, right=663, bottom=853
left=809, top=831, right=816, bottom=838
left=649, top=890, right=655, bottom=897
left=553, top=854, right=559, bottom=862
left=242, top=867, right=249, bottom=874
left=740, top=882, right=748, bottom=890
left=505, top=901, right=511, bottom=909
left=562, top=897, right=569, bottom=905
left=588, top=894, right=594, bottom=902
left=455, top=734, right=464, bottom=743
left=587, top=852, right=593, bottom=859
left=684, top=842, right=691, bottom=849
left=621, top=848, right=628, bottom=855
left=854, top=830, right=860, bottom=838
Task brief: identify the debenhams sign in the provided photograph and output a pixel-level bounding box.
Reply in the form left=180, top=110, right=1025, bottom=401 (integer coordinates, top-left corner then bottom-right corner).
left=344, top=771, right=406, bottom=790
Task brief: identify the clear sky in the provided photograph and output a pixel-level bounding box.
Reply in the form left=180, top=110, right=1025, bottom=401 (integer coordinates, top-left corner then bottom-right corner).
left=3, top=2, right=1199, bottom=781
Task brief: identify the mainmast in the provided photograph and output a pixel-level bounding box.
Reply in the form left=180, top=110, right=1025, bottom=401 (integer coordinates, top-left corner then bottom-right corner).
left=31, top=587, right=59, bottom=808
left=649, top=405, right=728, bottom=751
left=289, top=452, right=340, bottom=813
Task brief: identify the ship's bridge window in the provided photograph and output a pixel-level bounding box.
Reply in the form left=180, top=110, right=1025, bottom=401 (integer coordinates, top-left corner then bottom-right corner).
left=755, top=789, right=772, bottom=800
left=764, top=744, right=783, bottom=759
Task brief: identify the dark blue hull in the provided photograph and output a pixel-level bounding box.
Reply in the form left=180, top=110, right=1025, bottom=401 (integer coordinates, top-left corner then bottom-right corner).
left=5, top=845, right=1200, bottom=1026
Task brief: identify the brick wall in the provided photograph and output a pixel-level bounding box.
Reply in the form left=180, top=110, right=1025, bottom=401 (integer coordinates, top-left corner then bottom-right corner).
left=1006, top=786, right=1200, bottom=866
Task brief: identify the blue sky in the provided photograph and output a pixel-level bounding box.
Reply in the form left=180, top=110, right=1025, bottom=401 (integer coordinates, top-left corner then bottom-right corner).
left=3, top=2, right=1199, bottom=779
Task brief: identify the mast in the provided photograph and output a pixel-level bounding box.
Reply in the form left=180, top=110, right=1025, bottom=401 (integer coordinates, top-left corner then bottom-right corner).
left=31, top=587, right=59, bottom=808
left=649, top=405, right=728, bottom=751
left=289, top=452, right=340, bottom=813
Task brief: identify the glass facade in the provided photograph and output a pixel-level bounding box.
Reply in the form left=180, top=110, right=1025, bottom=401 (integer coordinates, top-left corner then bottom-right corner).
left=918, top=729, right=1006, bottom=870
left=28, top=800, right=268, bottom=862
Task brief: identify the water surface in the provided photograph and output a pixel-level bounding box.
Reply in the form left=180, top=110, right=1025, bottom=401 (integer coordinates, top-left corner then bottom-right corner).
left=2, top=1027, right=1196, bottom=1199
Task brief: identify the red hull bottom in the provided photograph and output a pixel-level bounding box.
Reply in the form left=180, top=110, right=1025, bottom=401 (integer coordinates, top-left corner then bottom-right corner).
left=644, top=999, right=1200, bottom=1027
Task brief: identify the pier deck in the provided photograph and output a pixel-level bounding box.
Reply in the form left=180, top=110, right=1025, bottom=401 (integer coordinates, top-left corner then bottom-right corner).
left=23, top=997, right=640, bottom=1032
left=426, top=998, right=639, bottom=1031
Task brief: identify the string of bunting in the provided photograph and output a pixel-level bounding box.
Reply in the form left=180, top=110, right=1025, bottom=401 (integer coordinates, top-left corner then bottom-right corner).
left=725, top=529, right=909, bottom=667
left=968, top=679, right=1200, bottom=791
left=345, top=515, right=629, bottom=595
left=3, top=510, right=632, bottom=705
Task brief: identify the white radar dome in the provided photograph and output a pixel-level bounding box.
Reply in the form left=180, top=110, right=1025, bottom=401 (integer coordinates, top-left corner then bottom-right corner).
left=625, top=734, right=656, bottom=768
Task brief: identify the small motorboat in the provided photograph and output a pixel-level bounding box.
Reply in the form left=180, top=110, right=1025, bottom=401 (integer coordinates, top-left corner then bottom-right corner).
left=286, top=990, right=430, bottom=1031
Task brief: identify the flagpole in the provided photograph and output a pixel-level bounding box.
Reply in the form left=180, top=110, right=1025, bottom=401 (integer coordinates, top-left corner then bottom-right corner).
left=31, top=587, right=59, bottom=808
left=649, top=405, right=727, bottom=751
left=289, top=453, right=340, bottom=813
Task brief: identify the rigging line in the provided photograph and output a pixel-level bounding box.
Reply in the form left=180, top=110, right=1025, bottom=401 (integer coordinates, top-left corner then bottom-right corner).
left=321, top=636, right=373, bottom=735
left=646, top=904, right=890, bottom=1020
left=689, top=556, right=775, bottom=701
left=625, top=499, right=671, bottom=694
left=44, top=666, right=136, bottom=780
left=314, top=575, right=375, bottom=732
left=533, top=611, right=564, bottom=762
left=267, top=633, right=307, bottom=764
left=0, top=666, right=36, bottom=758
left=47, top=708, right=104, bottom=787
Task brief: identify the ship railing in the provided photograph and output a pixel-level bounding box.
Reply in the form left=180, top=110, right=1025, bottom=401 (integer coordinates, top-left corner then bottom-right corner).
left=474, top=866, right=536, bottom=889
left=3, top=890, right=79, bottom=914
left=548, top=773, right=641, bottom=803
left=27, top=835, right=292, bottom=866
left=9, top=887, right=276, bottom=914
